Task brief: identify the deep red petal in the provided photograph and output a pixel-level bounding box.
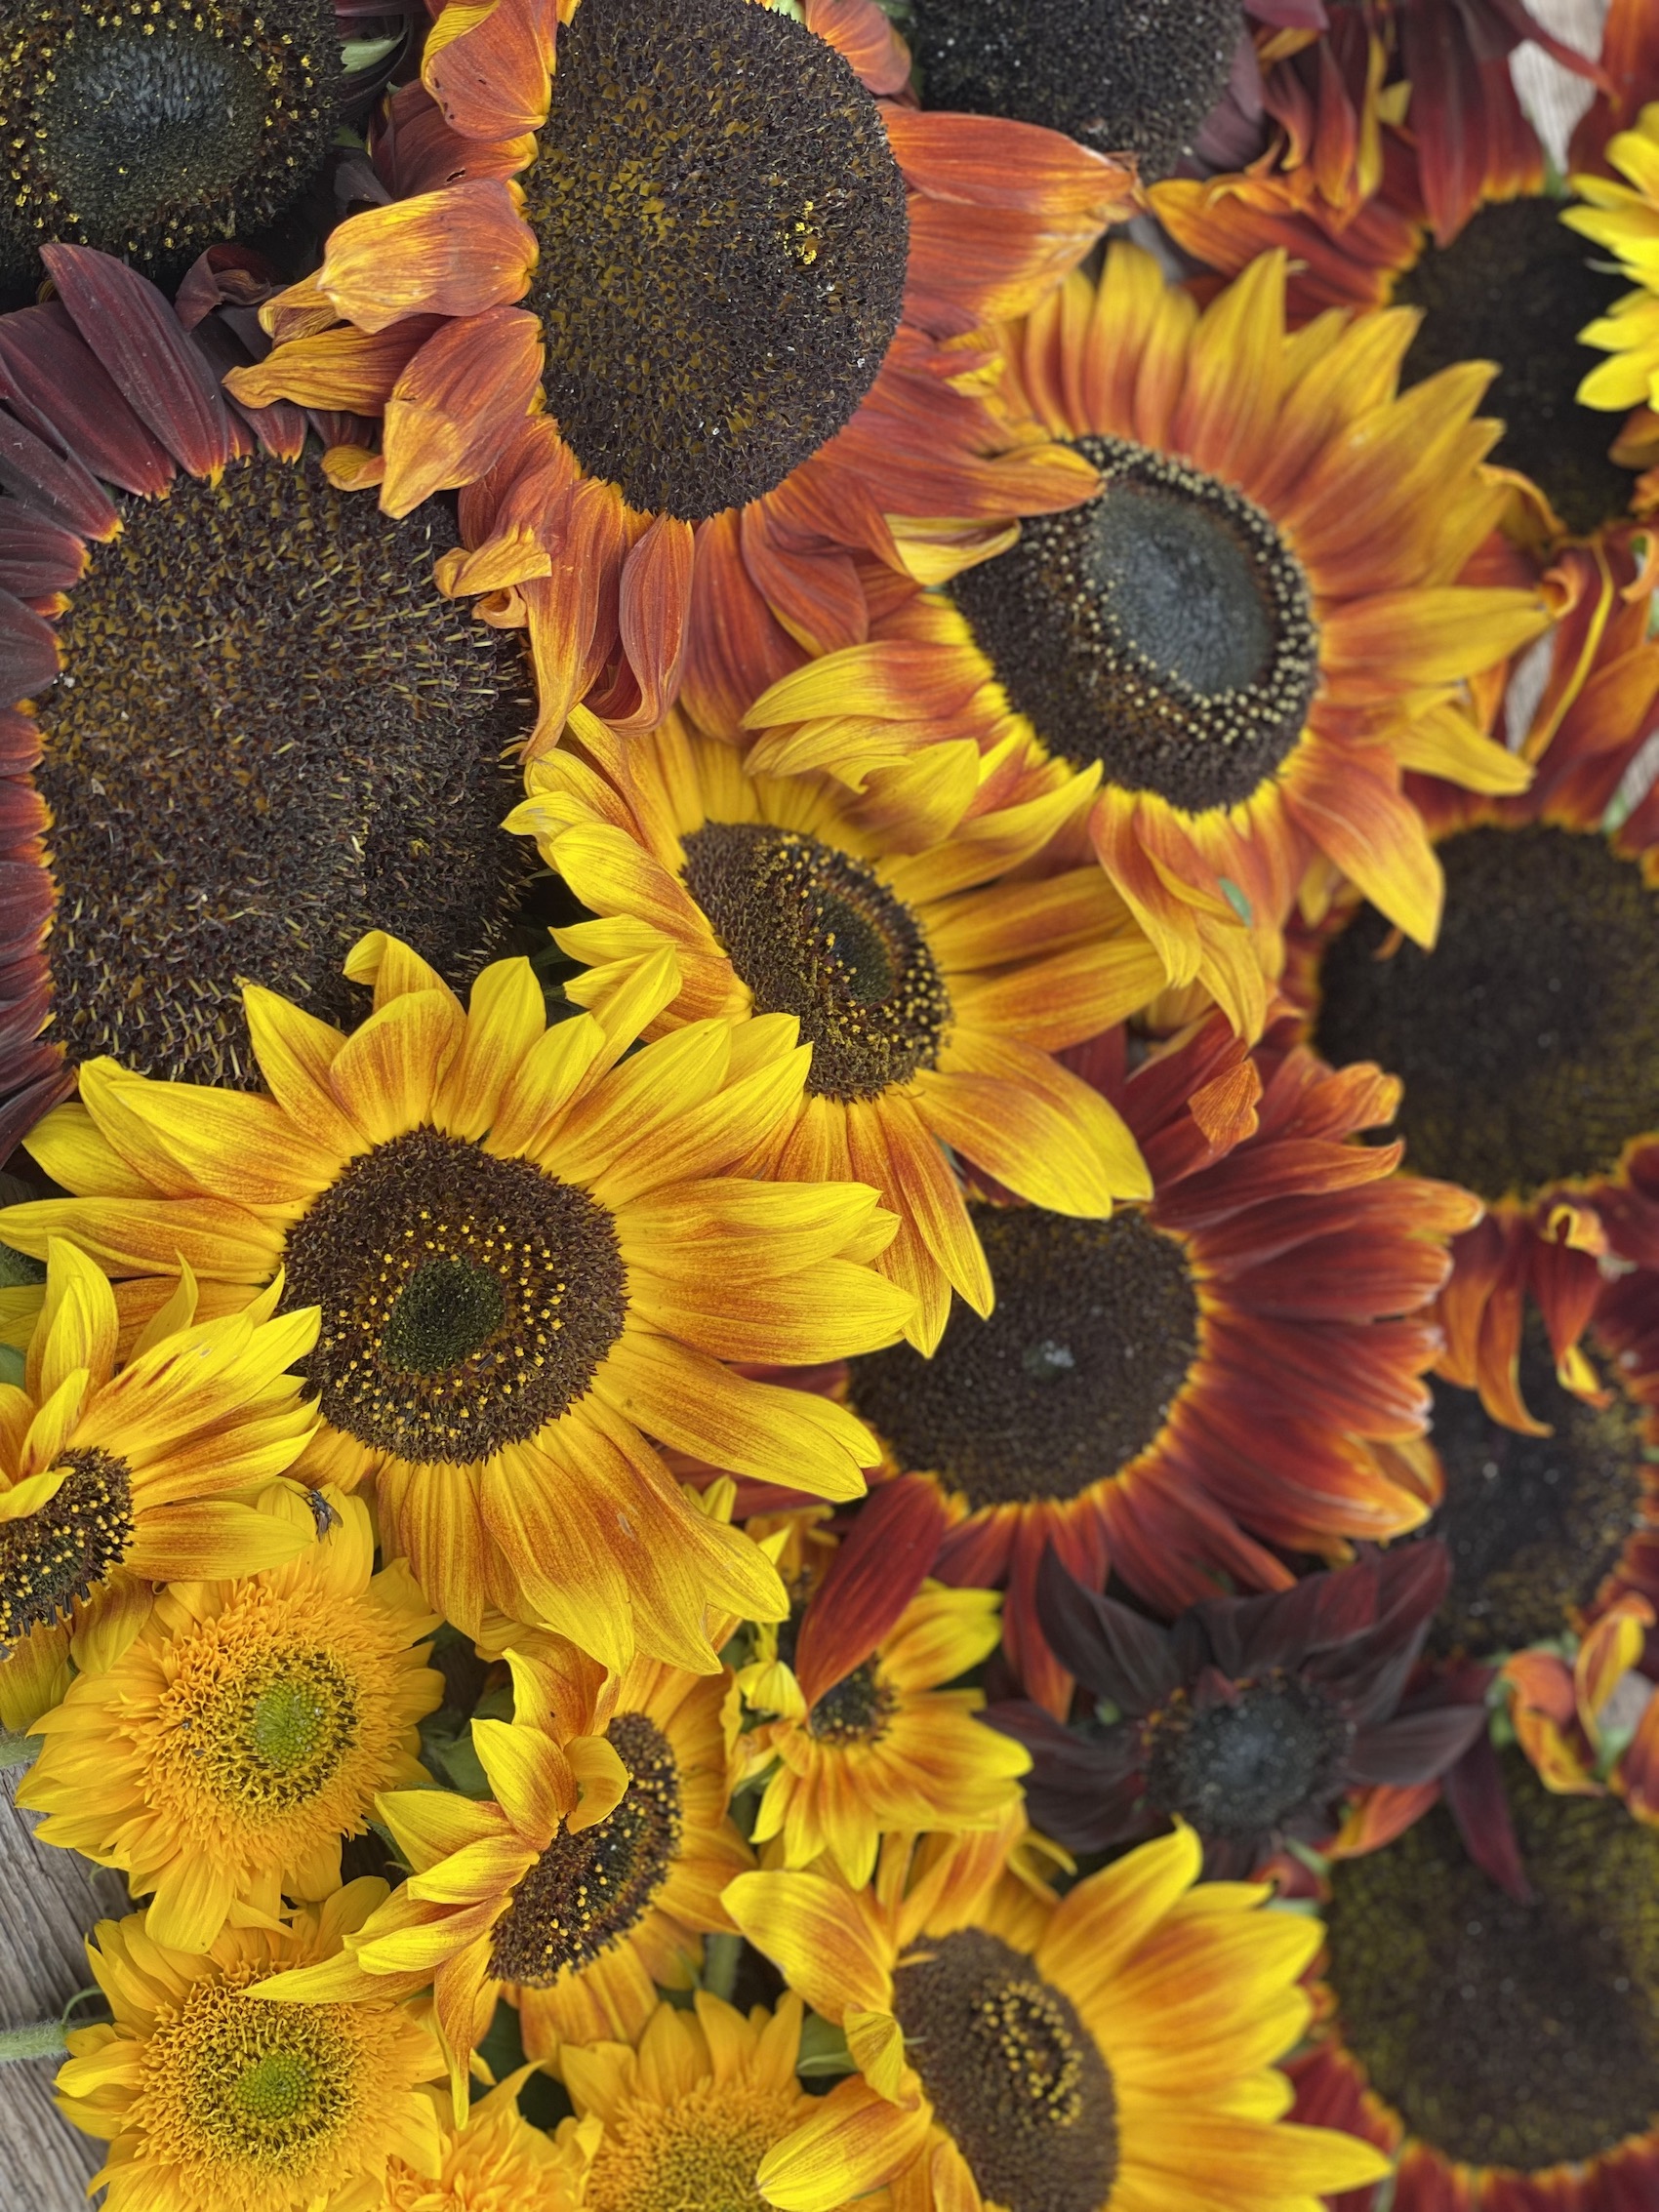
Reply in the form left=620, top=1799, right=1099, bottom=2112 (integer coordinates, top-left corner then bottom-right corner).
left=792, top=1476, right=949, bottom=1706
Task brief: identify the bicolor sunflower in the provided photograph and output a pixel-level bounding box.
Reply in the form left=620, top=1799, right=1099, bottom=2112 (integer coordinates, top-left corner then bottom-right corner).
left=383, top=2071, right=596, bottom=2212
left=725, top=1818, right=1390, bottom=2212
left=19, top=1486, right=442, bottom=1951
left=0, top=1240, right=317, bottom=1737
left=739, top=244, right=1544, bottom=1035
left=830, top=1011, right=1476, bottom=1711
left=257, top=1638, right=750, bottom=2089
left=507, top=708, right=1159, bottom=1350
left=55, top=1884, right=444, bottom=2212
left=0, top=933, right=914, bottom=1666
left=223, top=0, right=1135, bottom=740
left=0, top=244, right=537, bottom=1154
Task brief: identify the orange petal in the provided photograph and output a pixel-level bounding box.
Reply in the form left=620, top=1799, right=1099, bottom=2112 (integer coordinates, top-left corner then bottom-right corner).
left=314, top=181, right=534, bottom=336
left=382, top=307, right=544, bottom=516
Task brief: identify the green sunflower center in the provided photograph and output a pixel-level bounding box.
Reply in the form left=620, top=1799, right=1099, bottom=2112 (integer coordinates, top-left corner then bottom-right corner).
left=910, top=0, right=1241, bottom=180
left=1314, top=823, right=1659, bottom=1201
left=846, top=1204, right=1199, bottom=1511
left=281, top=1127, right=628, bottom=1465
left=951, top=434, right=1320, bottom=814
left=1326, top=1751, right=1659, bottom=2173
left=521, top=0, right=910, bottom=521
left=164, top=1977, right=356, bottom=2168
left=192, top=1650, right=362, bottom=1811
left=680, top=821, right=952, bottom=1101
left=0, top=0, right=340, bottom=299
left=1142, top=1675, right=1355, bottom=1845
left=489, top=1713, right=681, bottom=1987
left=32, top=451, right=534, bottom=1089
left=893, top=1928, right=1117, bottom=2212
left=1395, top=195, right=1639, bottom=539
left=0, top=1446, right=135, bottom=1648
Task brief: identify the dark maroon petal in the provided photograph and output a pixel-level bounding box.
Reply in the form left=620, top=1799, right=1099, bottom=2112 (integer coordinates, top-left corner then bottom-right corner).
left=792, top=1477, right=948, bottom=1706
left=0, top=590, right=60, bottom=702
left=1035, top=1547, right=1182, bottom=1711
left=0, top=856, right=54, bottom=934
left=174, top=244, right=281, bottom=331
left=1349, top=1704, right=1489, bottom=1787
left=0, top=776, right=46, bottom=839
left=42, top=245, right=233, bottom=481
left=0, top=708, right=41, bottom=772
left=1442, top=1730, right=1531, bottom=1904
left=0, top=506, right=87, bottom=600
left=0, top=413, right=119, bottom=540
left=0, top=304, right=174, bottom=499
left=0, top=1052, right=73, bottom=1159
left=190, top=317, right=307, bottom=462
left=986, top=1699, right=1152, bottom=1853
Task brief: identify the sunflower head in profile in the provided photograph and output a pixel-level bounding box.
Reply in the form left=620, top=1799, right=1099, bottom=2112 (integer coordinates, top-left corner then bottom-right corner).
left=0, top=245, right=539, bottom=1154
left=0, top=1240, right=318, bottom=1737
left=725, top=1817, right=1390, bottom=2212
left=55, top=1885, right=444, bottom=2212
left=0, top=931, right=915, bottom=1669
left=19, top=1487, right=442, bottom=1951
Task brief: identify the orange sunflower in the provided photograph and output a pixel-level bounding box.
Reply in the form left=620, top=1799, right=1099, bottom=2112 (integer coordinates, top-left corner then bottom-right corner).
left=223, top=0, right=1134, bottom=742
left=737, top=244, right=1545, bottom=1036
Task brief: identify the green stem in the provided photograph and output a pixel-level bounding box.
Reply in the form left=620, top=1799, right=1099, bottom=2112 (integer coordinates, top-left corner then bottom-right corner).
left=701, top=1932, right=743, bottom=2003
left=0, top=2021, right=66, bottom=2063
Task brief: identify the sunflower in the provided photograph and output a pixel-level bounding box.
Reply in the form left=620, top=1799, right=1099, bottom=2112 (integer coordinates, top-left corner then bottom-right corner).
left=0, top=244, right=540, bottom=1155
left=738, top=245, right=1544, bottom=1035
left=256, top=1638, right=750, bottom=2094
left=0, top=933, right=914, bottom=1667
left=1568, top=103, right=1659, bottom=434
left=223, top=0, right=1134, bottom=742
left=725, top=1818, right=1390, bottom=2212
left=1500, top=1593, right=1659, bottom=1822
left=382, top=2071, right=596, bottom=2212
left=19, top=1486, right=442, bottom=1950
left=507, top=707, right=1159, bottom=1351
left=54, top=1884, right=444, bottom=2212
left=1290, top=1748, right=1659, bottom=2212
left=0, top=1240, right=318, bottom=1737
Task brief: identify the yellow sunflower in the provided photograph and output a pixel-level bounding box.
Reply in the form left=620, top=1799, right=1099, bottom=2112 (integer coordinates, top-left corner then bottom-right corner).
left=507, top=708, right=1160, bottom=1350
left=726, top=1820, right=1391, bottom=2212
left=1568, top=103, right=1659, bottom=418
left=0, top=933, right=914, bottom=1669
left=20, top=1487, right=442, bottom=1951
left=382, top=2071, right=597, bottom=2212
left=54, top=1884, right=444, bottom=2212
left=257, top=1636, right=750, bottom=2096
left=0, top=1240, right=317, bottom=1735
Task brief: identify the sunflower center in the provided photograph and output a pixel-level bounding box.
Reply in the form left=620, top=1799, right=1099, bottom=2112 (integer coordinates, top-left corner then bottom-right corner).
left=0, top=0, right=339, bottom=299
left=893, top=1928, right=1116, bottom=2212
left=0, top=1446, right=135, bottom=1649
left=489, top=1712, right=680, bottom=1987
left=951, top=434, right=1319, bottom=815
left=1326, top=1751, right=1659, bottom=2172
left=586, top=2076, right=805, bottom=2212
left=910, top=0, right=1241, bottom=179
left=153, top=1975, right=359, bottom=2170
left=846, top=1206, right=1200, bottom=1511
left=681, top=822, right=951, bottom=1101
left=1142, top=1675, right=1355, bottom=1845
left=281, top=1127, right=628, bottom=1465
left=1424, top=1319, right=1647, bottom=1660
left=31, top=451, right=533, bottom=1089
left=1314, top=823, right=1659, bottom=1201
left=521, top=0, right=909, bottom=522
left=806, top=1658, right=895, bottom=1745
left=1395, top=195, right=1639, bottom=538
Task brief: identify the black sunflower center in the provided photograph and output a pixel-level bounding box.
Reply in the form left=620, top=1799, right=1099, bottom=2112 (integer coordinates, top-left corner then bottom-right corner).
left=489, top=1712, right=681, bottom=1987
left=1314, top=823, right=1659, bottom=1201
left=0, top=1446, right=135, bottom=1649
left=1142, top=1674, right=1355, bottom=1846
left=31, top=451, right=534, bottom=1090
left=280, top=1128, right=628, bottom=1465
left=845, top=1205, right=1200, bottom=1511
left=806, top=1658, right=895, bottom=1745
left=0, top=0, right=340, bottom=300
left=910, top=0, right=1242, bottom=180
left=521, top=0, right=910, bottom=522
left=951, top=434, right=1320, bottom=815
left=1395, top=196, right=1639, bottom=539
left=1326, top=1751, right=1659, bottom=2173
left=893, top=1928, right=1117, bottom=2212
left=680, top=821, right=951, bottom=1101
left=1424, top=1317, right=1648, bottom=1660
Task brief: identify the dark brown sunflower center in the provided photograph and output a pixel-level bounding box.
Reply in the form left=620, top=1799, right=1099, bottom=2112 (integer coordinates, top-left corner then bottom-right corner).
left=1314, top=823, right=1659, bottom=1201
left=521, top=0, right=909, bottom=522
left=0, top=0, right=340, bottom=299
left=951, top=434, right=1319, bottom=816
left=680, top=821, right=951, bottom=1101
left=1395, top=195, right=1639, bottom=539
left=806, top=1658, right=895, bottom=1745
left=1424, top=1316, right=1647, bottom=1660
left=489, top=1712, right=681, bottom=1987
left=1326, top=1751, right=1659, bottom=2172
left=893, top=1928, right=1116, bottom=2212
left=846, top=1204, right=1199, bottom=1511
left=1142, top=1674, right=1354, bottom=1845
left=31, top=451, right=534, bottom=1089
left=910, top=0, right=1242, bottom=180
left=0, top=1445, right=135, bottom=1649
left=280, top=1127, right=627, bottom=1465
